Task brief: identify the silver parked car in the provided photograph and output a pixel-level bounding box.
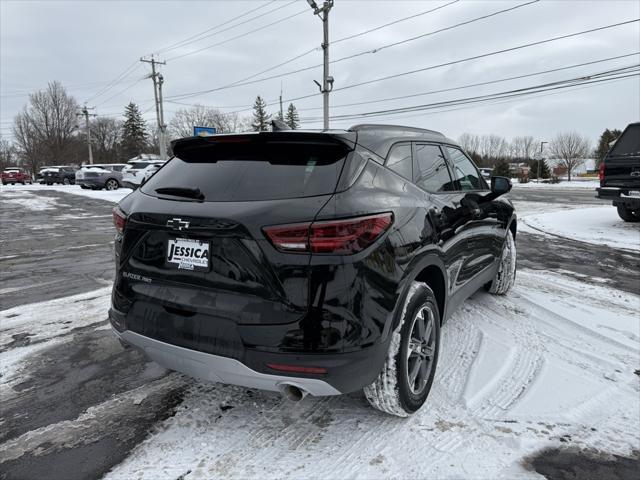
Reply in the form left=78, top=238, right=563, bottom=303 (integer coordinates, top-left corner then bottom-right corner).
left=75, top=164, right=127, bottom=190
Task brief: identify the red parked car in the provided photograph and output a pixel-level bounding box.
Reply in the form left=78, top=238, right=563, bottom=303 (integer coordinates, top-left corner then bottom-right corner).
left=1, top=168, right=33, bottom=185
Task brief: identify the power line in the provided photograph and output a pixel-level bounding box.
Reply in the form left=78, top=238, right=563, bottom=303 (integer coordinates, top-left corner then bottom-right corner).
left=216, top=19, right=640, bottom=117
left=300, top=67, right=639, bottom=122
left=315, top=75, right=638, bottom=126
left=332, top=0, right=460, bottom=45
left=297, top=52, right=640, bottom=112
left=153, top=0, right=279, bottom=55
left=95, top=75, right=148, bottom=107
left=333, top=18, right=640, bottom=93
left=167, top=0, right=541, bottom=101
left=84, top=61, right=143, bottom=103
left=166, top=6, right=309, bottom=62
left=181, top=0, right=462, bottom=99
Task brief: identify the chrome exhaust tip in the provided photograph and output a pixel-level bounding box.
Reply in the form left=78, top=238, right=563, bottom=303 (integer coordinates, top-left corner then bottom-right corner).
left=279, top=383, right=308, bottom=402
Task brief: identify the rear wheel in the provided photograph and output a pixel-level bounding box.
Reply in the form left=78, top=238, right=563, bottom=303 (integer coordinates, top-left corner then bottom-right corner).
left=616, top=205, right=640, bottom=222
left=63, top=178, right=70, bottom=185
left=105, top=179, right=119, bottom=191
left=486, top=229, right=516, bottom=295
left=364, top=282, right=440, bottom=417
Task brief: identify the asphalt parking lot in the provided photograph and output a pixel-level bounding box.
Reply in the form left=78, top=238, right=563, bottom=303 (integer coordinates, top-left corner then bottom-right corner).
left=1, top=185, right=638, bottom=479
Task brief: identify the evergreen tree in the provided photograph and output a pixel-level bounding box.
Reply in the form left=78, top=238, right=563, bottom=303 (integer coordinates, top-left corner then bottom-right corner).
left=528, top=159, right=550, bottom=179
left=285, top=103, right=300, bottom=130
left=493, top=159, right=511, bottom=177
left=251, top=96, right=270, bottom=132
left=121, top=102, right=148, bottom=159
left=595, top=128, right=622, bottom=167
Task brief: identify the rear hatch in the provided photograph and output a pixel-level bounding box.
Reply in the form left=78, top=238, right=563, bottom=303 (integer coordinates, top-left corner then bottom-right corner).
left=602, top=123, right=640, bottom=189
left=117, top=132, right=355, bottom=335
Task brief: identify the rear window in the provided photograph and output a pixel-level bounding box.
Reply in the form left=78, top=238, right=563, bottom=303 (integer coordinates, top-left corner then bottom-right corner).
left=141, top=140, right=348, bottom=202
left=610, top=124, right=640, bottom=156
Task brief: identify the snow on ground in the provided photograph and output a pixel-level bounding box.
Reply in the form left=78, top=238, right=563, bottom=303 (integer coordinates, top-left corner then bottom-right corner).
left=0, top=183, right=132, bottom=203
left=94, top=269, right=639, bottom=480
left=0, top=189, right=70, bottom=211
left=0, top=287, right=111, bottom=389
left=521, top=206, right=640, bottom=252
left=513, top=179, right=600, bottom=190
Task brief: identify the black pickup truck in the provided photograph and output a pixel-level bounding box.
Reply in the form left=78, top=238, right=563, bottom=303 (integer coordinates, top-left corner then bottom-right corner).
left=596, top=122, right=640, bottom=222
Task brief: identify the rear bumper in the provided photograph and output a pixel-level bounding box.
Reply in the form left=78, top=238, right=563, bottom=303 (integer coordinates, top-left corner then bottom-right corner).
left=597, top=187, right=640, bottom=209
left=109, top=306, right=389, bottom=395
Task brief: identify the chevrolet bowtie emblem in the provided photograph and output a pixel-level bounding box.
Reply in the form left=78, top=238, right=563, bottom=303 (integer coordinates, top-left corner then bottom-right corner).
left=166, top=218, right=190, bottom=230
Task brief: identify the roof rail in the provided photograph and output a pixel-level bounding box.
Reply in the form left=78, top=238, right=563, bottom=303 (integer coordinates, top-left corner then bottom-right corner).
left=349, top=124, right=444, bottom=137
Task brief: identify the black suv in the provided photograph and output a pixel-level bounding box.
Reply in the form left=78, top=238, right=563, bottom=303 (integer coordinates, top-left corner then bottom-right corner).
left=109, top=124, right=517, bottom=416
left=596, top=122, right=640, bottom=222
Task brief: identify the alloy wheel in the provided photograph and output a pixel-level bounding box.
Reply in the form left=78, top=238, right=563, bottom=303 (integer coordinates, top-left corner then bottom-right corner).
left=405, top=304, right=437, bottom=395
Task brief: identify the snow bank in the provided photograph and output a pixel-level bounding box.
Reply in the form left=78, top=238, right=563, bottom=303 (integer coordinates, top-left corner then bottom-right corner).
left=513, top=179, right=600, bottom=190
left=0, top=183, right=132, bottom=203
left=102, top=270, right=639, bottom=480
left=522, top=206, right=640, bottom=251
left=0, top=287, right=111, bottom=387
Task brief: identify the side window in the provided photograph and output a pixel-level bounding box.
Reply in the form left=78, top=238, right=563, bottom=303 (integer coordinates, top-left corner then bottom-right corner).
left=414, top=144, right=455, bottom=193
left=445, top=147, right=486, bottom=191
left=385, top=144, right=412, bottom=180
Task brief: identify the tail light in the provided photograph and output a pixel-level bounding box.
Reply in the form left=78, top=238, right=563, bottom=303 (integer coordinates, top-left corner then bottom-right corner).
left=266, top=363, right=327, bottom=375
left=112, top=206, right=127, bottom=233
left=599, top=161, right=606, bottom=183
left=263, top=212, right=393, bottom=255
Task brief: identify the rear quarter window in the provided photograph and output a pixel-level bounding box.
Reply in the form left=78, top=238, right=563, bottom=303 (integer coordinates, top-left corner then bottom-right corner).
left=141, top=140, right=348, bottom=202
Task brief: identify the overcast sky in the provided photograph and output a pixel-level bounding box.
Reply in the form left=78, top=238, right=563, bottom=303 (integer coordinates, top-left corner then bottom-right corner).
left=1, top=0, right=639, bottom=144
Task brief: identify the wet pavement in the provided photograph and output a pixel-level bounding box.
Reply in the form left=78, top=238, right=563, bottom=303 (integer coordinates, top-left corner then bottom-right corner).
left=0, top=186, right=638, bottom=479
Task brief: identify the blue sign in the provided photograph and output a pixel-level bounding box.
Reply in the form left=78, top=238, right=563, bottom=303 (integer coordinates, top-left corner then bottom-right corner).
left=193, top=126, right=216, bottom=137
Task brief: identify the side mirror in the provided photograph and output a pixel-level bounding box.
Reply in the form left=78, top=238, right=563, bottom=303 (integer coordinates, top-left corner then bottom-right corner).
left=491, top=176, right=512, bottom=196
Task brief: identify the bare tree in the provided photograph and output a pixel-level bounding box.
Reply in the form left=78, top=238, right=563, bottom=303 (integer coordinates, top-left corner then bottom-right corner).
left=510, top=136, right=537, bottom=160
left=168, top=105, right=245, bottom=138
left=479, top=134, right=509, bottom=162
left=91, top=117, right=122, bottom=163
left=0, top=138, right=17, bottom=170
left=12, top=81, right=81, bottom=171
left=458, top=133, right=480, bottom=155
left=549, top=131, right=590, bottom=181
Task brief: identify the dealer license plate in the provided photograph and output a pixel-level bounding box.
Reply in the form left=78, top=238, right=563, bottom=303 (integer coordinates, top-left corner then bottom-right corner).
left=166, top=238, right=210, bottom=271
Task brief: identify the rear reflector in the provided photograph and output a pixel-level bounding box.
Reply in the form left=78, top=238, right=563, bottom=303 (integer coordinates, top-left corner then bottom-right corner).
left=263, top=212, right=393, bottom=255
left=266, top=363, right=327, bottom=375
left=599, top=161, right=605, bottom=183
left=112, top=206, right=127, bottom=233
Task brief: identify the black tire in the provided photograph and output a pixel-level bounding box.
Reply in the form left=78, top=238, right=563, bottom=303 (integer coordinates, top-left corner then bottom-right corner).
left=486, top=229, right=516, bottom=295
left=105, top=178, right=119, bottom=191
left=364, top=282, right=440, bottom=417
left=63, top=178, right=70, bottom=185
left=80, top=185, right=89, bottom=189
left=616, top=205, right=640, bottom=222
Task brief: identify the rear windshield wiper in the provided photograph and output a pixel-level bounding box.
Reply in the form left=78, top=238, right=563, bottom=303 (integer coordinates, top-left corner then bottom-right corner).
left=155, top=186, right=205, bottom=200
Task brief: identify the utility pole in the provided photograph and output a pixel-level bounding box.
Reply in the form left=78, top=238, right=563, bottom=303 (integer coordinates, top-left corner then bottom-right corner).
left=77, top=105, right=96, bottom=165
left=538, top=141, right=548, bottom=183
left=307, top=0, right=334, bottom=130
left=141, top=56, right=168, bottom=159
left=279, top=83, right=284, bottom=121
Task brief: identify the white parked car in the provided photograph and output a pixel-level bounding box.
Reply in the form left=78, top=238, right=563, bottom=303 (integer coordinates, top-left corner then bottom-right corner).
left=121, top=155, right=165, bottom=189
left=480, top=168, right=493, bottom=180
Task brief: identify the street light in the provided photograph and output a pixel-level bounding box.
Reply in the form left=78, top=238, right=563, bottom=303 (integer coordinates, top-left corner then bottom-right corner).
left=307, top=0, right=319, bottom=11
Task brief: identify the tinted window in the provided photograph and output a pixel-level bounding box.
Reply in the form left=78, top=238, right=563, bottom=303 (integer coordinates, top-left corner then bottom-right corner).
left=414, top=144, right=455, bottom=192
left=610, top=124, right=640, bottom=156
left=445, top=147, right=486, bottom=191
left=385, top=144, right=412, bottom=180
left=142, top=140, right=348, bottom=202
